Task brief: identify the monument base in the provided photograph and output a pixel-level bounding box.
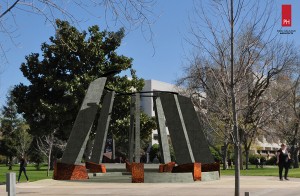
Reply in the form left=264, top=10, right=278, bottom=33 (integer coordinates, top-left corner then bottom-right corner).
left=202, top=162, right=220, bottom=177
left=201, top=171, right=220, bottom=181
left=158, top=162, right=220, bottom=181
left=131, top=163, right=144, bottom=183
left=85, top=162, right=106, bottom=173
left=172, top=163, right=201, bottom=181
left=159, top=162, right=176, bottom=173
left=126, top=162, right=144, bottom=183
left=53, top=162, right=88, bottom=180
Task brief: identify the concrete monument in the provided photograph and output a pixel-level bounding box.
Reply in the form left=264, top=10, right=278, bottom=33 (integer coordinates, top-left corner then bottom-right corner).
left=61, top=77, right=107, bottom=164
left=90, top=91, right=115, bottom=164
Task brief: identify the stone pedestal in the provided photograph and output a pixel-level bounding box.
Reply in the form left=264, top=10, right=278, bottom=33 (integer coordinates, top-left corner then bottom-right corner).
left=159, top=162, right=176, bottom=173
left=131, top=163, right=144, bottom=183
left=85, top=162, right=106, bottom=173
left=53, top=162, right=88, bottom=180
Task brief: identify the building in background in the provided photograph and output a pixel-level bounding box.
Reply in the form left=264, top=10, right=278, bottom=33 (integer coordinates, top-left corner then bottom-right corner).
left=251, top=135, right=282, bottom=157
left=140, top=80, right=178, bottom=145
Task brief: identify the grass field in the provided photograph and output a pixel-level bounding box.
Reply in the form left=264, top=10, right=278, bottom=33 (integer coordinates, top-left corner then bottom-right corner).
left=221, top=165, right=300, bottom=178
left=2, top=164, right=300, bottom=184
left=0, top=164, right=53, bottom=183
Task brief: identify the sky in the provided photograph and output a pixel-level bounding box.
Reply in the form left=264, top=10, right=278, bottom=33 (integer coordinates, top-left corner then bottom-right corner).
left=0, top=0, right=299, bottom=107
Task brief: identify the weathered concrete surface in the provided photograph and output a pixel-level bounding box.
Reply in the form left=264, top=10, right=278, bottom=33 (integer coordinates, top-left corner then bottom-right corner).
left=177, top=95, right=214, bottom=164
left=159, top=93, right=194, bottom=164
left=90, top=91, right=115, bottom=164
left=201, top=171, right=220, bottom=181
left=144, top=173, right=194, bottom=183
left=4, top=176, right=300, bottom=196
left=62, top=77, right=107, bottom=164
left=153, top=96, right=171, bottom=163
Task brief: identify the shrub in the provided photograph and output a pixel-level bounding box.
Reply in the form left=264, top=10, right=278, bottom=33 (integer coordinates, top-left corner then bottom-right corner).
left=260, top=156, right=266, bottom=163
left=0, top=155, right=6, bottom=164
left=149, top=144, right=160, bottom=162
left=209, top=147, right=222, bottom=163
left=249, top=154, right=260, bottom=165
left=265, top=156, right=277, bottom=165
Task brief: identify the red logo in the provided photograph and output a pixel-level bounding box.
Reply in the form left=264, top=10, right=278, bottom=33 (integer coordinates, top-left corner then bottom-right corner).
left=282, top=5, right=292, bottom=27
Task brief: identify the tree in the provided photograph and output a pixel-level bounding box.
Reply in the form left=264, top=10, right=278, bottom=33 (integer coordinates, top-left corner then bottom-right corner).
left=271, top=71, right=300, bottom=168
left=28, top=140, right=45, bottom=170
left=36, top=129, right=65, bottom=176
left=0, top=0, right=156, bottom=64
left=0, top=91, right=32, bottom=170
left=14, top=122, right=32, bottom=157
left=178, top=1, right=297, bottom=195
left=12, top=20, right=156, bottom=161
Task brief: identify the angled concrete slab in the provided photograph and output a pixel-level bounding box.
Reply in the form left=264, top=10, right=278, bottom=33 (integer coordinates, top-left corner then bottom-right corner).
left=159, top=93, right=195, bottom=164
left=128, top=95, right=135, bottom=163
left=177, top=95, right=214, bottom=163
left=134, top=93, right=141, bottom=163
left=153, top=95, right=171, bottom=163
left=61, top=77, right=107, bottom=164
left=90, top=91, right=115, bottom=164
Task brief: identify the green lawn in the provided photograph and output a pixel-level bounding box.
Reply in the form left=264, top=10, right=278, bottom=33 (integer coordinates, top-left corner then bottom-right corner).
left=2, top=164, right=300, bottom=184
left=0, top=164, right=53, bottom=183
left=221, top=165, right=300, bottom=178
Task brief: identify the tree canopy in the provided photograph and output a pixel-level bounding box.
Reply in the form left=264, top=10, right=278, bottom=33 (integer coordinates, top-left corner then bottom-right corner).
left=12, top=20, right=156, bottom=154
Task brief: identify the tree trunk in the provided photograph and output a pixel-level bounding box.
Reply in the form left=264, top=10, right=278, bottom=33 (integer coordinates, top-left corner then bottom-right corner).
left=293, top=148, right=299, bottom=168
left=230, top=0, right=240, bottom=195
left=291, top=146, right=299, bottom=168
left=47, top=156, right=50, bottom=177
left=6, top=156, right=9, bottom=166
left=245, top=148, right=250, bottom=170
left=222, top=143, right=228, bottom=170
left=239, top=147, right=243, bottom=170
left=47, top=148, right=52, bottom=177
left=8, top=156, right=13, bottom=170
left=234, top=141, right=240, bottom=196
left=291, top=124, right=299, bottom=168
left=50, top=153, right=55, bottom=170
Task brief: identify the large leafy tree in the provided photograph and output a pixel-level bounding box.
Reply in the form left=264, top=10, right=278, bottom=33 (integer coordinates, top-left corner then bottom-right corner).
left=12, top=20, right=156, bottom=156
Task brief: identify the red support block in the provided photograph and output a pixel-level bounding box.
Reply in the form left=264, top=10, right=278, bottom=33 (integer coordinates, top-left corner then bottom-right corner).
left=85, top=162, right=106, bottom=173
left=159, top=162, right=176, bottom=173
left=131, top=163, right=144, bottom=183
left=164, top=162, right=176, bottom=172
left=159, top=164, right=164, bottom=173
left=53, top=162, right=88, bottom=180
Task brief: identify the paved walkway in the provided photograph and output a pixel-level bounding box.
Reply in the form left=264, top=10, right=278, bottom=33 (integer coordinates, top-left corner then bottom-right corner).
left=1, top=176, right=300, bottom=196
